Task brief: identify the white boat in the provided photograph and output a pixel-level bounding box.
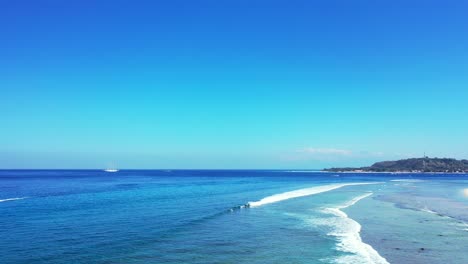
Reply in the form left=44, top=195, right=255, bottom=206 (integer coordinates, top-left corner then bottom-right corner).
left=104, top=163, right=119, bottom=172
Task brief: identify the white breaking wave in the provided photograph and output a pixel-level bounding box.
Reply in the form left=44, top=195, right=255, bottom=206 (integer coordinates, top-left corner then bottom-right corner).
left=248, top=182, right=381, bottom=207
left=420, top=207, right=438, bottom=215
left=310, top=193, right=389, bottom=264
left=339, top=193, right=374, bottom=210
left=448, top=219, right=468, bottom=232
left=390, top=179, right=424, bottom=182
left=0, top=197, right=27, bottom=203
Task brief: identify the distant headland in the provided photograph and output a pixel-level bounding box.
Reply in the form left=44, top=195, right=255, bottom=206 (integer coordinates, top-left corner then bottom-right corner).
left=324, top=157, right=468, bottom=173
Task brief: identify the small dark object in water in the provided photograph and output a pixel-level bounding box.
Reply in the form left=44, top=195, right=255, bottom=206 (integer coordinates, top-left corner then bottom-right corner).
left=438, top=234, right=443, bottom=236
left=395, top=248, right=400, bottom=250
left=420, top=248, right=425, bottom=251
left=230, top=205, right=246, bottom=212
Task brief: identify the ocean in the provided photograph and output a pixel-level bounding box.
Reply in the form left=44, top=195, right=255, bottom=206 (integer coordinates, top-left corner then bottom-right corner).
left=1, top=170, right=467, bottom=264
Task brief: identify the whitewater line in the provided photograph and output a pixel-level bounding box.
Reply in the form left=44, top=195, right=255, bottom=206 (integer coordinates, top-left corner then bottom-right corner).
left=339, top=192, right=373, bottom=210
left=319, top=193, right=389, bottom=264
left=0, top=197, right=27, bottom=203
left=247, top=182, right=382, bottom=207
left=390, top=179, right=424, bottom=183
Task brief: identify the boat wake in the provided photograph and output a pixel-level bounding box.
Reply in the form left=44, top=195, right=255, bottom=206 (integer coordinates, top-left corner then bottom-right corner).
left=247, top=182, right=382, bottom=207
left=0, top=197, right=27, bottom=203
left=310, top=193, right=389, bottom=264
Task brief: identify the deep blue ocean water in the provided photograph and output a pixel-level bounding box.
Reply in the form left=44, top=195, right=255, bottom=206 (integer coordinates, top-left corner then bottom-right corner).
left=1, top=170, right=467, bottom=264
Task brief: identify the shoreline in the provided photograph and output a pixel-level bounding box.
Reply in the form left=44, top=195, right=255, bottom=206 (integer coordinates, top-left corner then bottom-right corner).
left=321, top=170, right=468, bottom=174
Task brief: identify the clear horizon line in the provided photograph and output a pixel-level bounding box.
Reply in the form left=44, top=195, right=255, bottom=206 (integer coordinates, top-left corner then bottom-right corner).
left=0, top=168, right=326, bottom=171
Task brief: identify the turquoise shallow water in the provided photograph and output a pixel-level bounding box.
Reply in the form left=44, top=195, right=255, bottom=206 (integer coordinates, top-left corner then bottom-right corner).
left=1, top=170, right=467, bottom=263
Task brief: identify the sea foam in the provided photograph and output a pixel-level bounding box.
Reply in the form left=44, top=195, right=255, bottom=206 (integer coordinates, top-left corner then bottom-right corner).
left=310, top=193, right=389, bottom=264
left=390, top=179, right=424, bottom=182
left=248, top=182, right=381, bottom=207
left=0, top=197, right=27, bottom=203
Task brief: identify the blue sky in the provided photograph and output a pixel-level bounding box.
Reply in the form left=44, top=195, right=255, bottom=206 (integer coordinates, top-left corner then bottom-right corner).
left=1, top=0, right=468, bottom=169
